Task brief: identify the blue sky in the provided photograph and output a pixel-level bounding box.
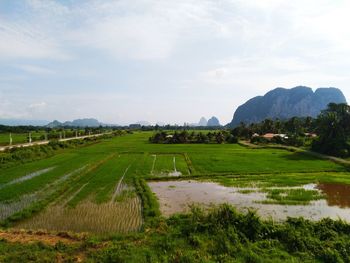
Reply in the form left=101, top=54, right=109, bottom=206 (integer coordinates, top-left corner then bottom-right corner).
left=1, top=0, right=350, bottom=125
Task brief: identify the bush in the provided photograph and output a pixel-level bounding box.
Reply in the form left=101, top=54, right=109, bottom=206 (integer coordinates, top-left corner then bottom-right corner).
left=250, top=136, right=269, bottom=144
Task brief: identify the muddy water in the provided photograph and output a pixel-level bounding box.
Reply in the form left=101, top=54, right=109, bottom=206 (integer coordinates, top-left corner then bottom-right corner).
left=148, top=180, right=350, bottom=222
left=317, top=183, right=350, bottom=208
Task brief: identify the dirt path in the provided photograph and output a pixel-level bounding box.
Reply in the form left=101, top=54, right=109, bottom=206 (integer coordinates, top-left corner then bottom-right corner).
left=0, top=132, right=111, bottom=152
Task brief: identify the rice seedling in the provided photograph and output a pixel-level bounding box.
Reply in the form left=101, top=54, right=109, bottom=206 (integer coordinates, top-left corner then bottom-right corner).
left=17, top=197, right=143, bottom=234
left=260, top=188, right=325, bottom=205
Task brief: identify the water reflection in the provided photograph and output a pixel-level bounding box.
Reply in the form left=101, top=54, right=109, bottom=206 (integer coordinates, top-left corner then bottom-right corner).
left=317, top=183, right=350, bottom=208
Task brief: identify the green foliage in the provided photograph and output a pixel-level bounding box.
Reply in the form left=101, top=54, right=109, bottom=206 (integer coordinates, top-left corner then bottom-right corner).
left=312, top=103, right=350, bottom=157
left=82, top=205, right=350, bottom=262
left=149, top=130, right=238, bottom=144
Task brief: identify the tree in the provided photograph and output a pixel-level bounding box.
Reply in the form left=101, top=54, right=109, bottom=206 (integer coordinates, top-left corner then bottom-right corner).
left=215, top=132, right=225, bottom=144
left=312, top=103, right=350, bottom=157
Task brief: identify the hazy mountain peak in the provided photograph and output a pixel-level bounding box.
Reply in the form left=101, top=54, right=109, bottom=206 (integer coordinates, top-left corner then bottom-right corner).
left=198, top=117, right=207, bottom=126
left=207, top=116, right=221, bottom=126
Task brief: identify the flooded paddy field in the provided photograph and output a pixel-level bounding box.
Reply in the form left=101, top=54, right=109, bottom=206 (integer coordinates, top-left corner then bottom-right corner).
left=149, top=180, right=350, bottom=222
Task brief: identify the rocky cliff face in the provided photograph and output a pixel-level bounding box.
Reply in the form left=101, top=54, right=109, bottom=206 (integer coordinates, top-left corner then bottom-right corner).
left=229, top=86, right=347, bottom=127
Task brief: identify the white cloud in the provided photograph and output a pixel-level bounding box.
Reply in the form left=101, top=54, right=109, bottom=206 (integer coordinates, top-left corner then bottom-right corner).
left=0, top=21, right=70, bottom=60
left=67, top=0, right=232, bottom=60
left=15, top=64, right=55, bottom=75
left=28, top=102, right=47, bottom=110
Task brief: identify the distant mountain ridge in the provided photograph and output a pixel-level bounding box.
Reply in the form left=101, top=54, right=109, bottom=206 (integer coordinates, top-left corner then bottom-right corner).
left=47, top=118, right=117, bottom=127
left=0, top=119, right=49, bottom=126
left=229, top=86, right=347, bottom=127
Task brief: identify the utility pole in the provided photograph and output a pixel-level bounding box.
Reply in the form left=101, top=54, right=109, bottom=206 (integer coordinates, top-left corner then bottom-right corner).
left=75, top=130, right=78, bottom=138
left=9, top=133, right=12, bottom=146
left=29, top=132, right=32, bottom=143
left=45, top=132, right=48, bottom=141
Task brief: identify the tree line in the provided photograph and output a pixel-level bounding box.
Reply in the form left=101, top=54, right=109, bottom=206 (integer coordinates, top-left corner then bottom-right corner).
left=149, top=130, right=238, bottom=144
left=228, top=103, right=350, bottom=157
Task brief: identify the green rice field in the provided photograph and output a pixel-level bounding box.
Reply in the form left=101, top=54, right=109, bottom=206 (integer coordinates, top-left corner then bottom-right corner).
left=0, top=131, right=349, bottom=235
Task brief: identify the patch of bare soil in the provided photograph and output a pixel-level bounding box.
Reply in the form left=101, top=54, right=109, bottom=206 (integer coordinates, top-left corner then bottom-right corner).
left=0, top=229, right=84, bottom=246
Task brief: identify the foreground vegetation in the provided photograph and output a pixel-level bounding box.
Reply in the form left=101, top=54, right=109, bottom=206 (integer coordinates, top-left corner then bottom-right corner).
left=2, top=205, right=350, bottom=262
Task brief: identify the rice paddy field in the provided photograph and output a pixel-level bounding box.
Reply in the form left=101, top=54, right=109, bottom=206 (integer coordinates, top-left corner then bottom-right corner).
left=1, top=131, right=350, bottom=235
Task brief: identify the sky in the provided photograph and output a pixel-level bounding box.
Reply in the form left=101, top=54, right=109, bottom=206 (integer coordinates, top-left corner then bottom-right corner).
left=1, top=0, right=350, bottom=125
